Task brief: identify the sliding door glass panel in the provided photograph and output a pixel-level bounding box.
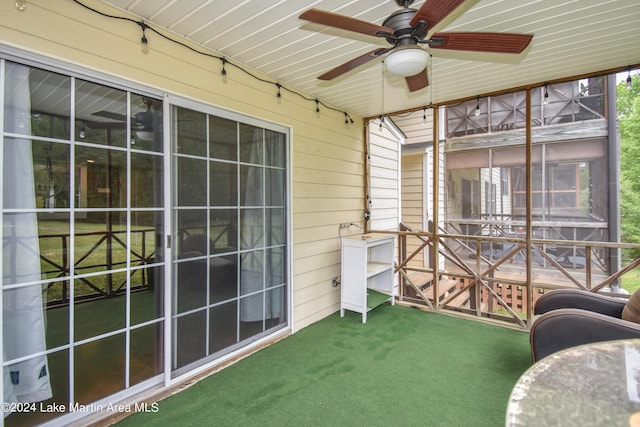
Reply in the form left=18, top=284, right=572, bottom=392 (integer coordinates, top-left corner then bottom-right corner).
left=266, top=130, right=285, bottom=167
left=240, top=250, right=264, bottom=296
left=210, top=116, right=237, bottom=161
left=266, top=286, right=286, bottom=325
left=176, top=109, right=206, bottom=156
left=176, top=260, right=207, bottom=313
left=73, top=277, right=126, bottom=341
left=210, top=209, right=238, bottom=252
left=210, top=254, right=238, bottom=303
left=240, top=208, right=263, bottom=250
left=239, top=124, right=263, bottom=164
left=239, top=292, right=263, bottom=340
left=130, top=209, right=164, bottom=326
left=266, top=247, right=285, bottom=287
left=75, top=79, right=126, bottom=147
left=7, top=67, right=71, bottom=140
left=172, top=105, right=288, bottom=375
left=240, top=165, right=263, bottom=206
left=74, top=333, right=125, bottom=404
left=175, top=311, right=207, bottom=368
left=209, top=301, right=238, bottom=354
left=2, top=61, right=165, bottom=426
left=266, top=208, right=285, bottom=245
left=130, top=270, right=163, bottom=325
left=130, top=95, right=163, bottom=152
left=75, top=145, right=127, bottom=208
left=130, top=324, right=164, bottom=386
left=44, top=286, right=70, bottom=349
left=266, top=168, right=284, bottom=205
left=210, top=161, right=237, bottom=206
left=131, top=152, right=164, bottom=207
left=177, top=157, right=207, bottom=206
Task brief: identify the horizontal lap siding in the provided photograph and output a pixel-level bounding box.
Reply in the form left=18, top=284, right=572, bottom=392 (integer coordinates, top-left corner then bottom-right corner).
left=368, top=123, right=400, bottom=231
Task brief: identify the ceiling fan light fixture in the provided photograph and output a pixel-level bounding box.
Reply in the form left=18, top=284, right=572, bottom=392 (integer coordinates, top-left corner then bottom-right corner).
left=384, top=48, right=428, bottom=77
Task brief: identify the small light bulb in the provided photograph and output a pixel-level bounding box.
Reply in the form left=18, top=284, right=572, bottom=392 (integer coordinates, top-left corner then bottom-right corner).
left=221, top=59, right=227, bottom=83
left=15, top=0, right=26, bottom=11
left=79, top=126, right=86, bottom=139
left=141, top=34, right=149, bottom=54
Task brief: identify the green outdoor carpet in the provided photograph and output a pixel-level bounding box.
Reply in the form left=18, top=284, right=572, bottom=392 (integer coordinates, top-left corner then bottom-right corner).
left=116, top=304, right=532, bottom=426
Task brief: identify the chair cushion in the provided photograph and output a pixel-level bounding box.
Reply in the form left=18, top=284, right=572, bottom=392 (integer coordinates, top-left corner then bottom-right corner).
left=622, top=289, right=640, bottom=323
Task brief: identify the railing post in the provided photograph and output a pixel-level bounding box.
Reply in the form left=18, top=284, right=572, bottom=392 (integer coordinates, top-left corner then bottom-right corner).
left=398, top=225, right=406, bottom=302
left=62, top=234, right=68, bottom=303
left=586, top=246, right=592, bottom=290
left=432, top=106, right=440, bottom=310
left=142, top=229, right=148, bottom=287
left=526, top=88, right=534, bottom=324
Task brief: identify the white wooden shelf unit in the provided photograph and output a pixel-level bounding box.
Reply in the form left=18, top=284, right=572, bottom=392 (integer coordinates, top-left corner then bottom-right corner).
left=340, top=233, right=395, bottom=323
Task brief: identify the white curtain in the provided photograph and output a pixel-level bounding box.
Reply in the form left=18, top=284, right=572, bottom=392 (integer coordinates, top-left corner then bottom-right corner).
left=265, top=131, right=284, bottom=321
left=2, top=62, right=52, bottom=415
left=239, top=128, right=285, bottom=322
left=240, top=128, right=265, bottom=322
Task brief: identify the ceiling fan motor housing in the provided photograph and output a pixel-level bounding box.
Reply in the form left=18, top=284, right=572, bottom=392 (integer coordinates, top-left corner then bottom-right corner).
left=382, top=8, right=422, bottom=47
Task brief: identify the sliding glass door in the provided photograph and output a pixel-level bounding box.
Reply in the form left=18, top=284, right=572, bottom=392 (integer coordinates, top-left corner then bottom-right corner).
left=1, top=57, right=289, bottom=426
left=172, top=103, right=288, bottom=375
left=1, top=60, right=165, bottom=426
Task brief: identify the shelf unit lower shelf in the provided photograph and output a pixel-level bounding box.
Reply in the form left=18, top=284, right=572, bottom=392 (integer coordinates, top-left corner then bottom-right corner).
left=340, top=288, right=393, bottom=323
left=366, top=289, right=391, bottom=310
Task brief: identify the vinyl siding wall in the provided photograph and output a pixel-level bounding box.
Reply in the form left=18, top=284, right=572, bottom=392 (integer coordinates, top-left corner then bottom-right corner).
left=368, top=121, right=401, bottom=231
left=0, top=0, right=365, bottom=332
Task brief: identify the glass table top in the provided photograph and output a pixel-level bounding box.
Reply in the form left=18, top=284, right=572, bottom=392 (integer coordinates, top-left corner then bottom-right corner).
left=506, top=339, right=640, bottom=426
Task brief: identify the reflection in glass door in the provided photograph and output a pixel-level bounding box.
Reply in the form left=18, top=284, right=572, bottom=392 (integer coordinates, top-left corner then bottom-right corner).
left=172, top=105, right=288, bottom=374
left=1, top=61, right=165, bottom=426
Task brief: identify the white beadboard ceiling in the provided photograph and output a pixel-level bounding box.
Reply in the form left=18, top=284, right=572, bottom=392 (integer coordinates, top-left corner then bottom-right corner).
left=100, top=0, right=640, bottom=119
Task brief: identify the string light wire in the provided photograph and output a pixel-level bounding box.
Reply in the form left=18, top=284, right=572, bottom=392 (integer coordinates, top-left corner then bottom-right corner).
left=70, top=0, right=354, bottom=123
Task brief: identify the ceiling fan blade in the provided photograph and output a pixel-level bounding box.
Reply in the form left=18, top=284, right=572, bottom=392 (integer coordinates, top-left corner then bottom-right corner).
left=410, top=0, right=466, bottom=29
left=405, top=69, right=429, bottom=92
left=429, top=32, right=533, bottom=54
left=91, top=110, right=127, bottom=122
left=300, top=8, right=394, bottom=37
left=318, top=48, right=389, bottom=80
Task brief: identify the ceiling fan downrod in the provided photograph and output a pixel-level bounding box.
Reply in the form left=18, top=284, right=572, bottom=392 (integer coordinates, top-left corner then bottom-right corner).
left=395, top=0, right=416, bottom=7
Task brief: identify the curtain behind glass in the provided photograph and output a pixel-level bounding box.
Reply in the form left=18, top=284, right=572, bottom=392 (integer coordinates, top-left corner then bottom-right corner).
left=2, top=63, right=52, bottom=414
left=240, top=127, right=264, bottom=322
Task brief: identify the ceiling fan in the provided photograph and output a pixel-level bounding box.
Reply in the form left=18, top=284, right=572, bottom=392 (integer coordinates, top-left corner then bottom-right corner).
left=299, top=0, right=533, bottom=92
left=88, top=98, right=158, bottom=141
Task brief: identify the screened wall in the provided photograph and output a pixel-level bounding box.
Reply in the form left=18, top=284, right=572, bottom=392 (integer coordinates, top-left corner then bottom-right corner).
left=444, top=77, right=610, bottom=234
